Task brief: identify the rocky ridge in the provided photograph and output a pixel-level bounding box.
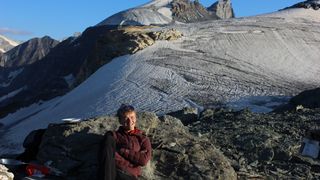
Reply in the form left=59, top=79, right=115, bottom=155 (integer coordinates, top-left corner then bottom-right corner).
left=0, top=36, right=59, bottom=68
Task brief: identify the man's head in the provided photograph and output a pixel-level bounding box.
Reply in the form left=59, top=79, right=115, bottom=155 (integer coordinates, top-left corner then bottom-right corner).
left=117, top=104, right=137, bottom=131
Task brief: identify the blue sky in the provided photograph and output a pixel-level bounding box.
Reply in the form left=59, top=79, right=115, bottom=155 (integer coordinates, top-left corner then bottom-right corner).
left=1, top=0, right=302, bottom=41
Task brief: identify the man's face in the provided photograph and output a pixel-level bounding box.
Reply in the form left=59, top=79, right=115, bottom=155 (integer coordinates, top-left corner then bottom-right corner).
left=120, top=111, right=137, bottom=131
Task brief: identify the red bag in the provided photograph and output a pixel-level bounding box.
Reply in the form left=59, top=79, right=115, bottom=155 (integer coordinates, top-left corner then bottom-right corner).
left=25, top=163, right=50, bottom=177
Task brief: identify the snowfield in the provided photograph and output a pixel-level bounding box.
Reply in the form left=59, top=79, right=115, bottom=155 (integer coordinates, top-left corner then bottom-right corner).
left=97, top=0, right=174, bottom=26
left=1, top=7, right=320, bottom=154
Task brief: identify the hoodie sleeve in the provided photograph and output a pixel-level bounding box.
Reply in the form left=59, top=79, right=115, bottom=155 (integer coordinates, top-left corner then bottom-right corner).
left=119, top=136, right=152, bottom=166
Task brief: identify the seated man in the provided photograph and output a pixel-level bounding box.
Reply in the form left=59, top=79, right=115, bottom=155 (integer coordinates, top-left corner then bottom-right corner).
left=98, top=104, right=152, bottom=180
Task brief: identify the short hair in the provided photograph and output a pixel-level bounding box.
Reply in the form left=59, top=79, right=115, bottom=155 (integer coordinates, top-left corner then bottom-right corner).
left=116, top=104, right=135, bottom=118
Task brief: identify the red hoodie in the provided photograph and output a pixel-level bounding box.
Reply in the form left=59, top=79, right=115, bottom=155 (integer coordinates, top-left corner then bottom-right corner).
left=112, top=126, right=152, bottom=177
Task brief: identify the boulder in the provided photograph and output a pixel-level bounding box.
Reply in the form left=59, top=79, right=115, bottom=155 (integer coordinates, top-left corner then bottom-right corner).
left=37, top=112, right=236, bottom=180
left=289, top=88, right=320, bottom=109
left=0, top=164, right=14, bottom=180
left=274, top=87, right=320, bottom=112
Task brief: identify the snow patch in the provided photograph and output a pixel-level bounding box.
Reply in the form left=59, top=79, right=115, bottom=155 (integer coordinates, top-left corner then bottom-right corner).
left=0, top=48, right=4, bottom=53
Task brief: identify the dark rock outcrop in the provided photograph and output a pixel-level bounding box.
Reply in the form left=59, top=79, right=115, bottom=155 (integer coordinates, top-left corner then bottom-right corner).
left=207, top=0, right=235, bottom=19
left=0, top=36, right=59, bottom=68
left=171, top=0, right=220, bottom=23
left=289, top=87, right=320, bottom=109
left=274, top=87, right=320, bottom=112
left=37, top=112, right=236, bottom=180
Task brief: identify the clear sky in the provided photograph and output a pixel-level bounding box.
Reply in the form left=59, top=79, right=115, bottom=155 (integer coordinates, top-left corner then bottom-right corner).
left=1, top=0, right=302, bottom=41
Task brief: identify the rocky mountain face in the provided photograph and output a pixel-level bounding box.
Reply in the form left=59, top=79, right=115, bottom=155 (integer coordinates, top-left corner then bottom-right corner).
left=0, top=36, right=59, bottom=68
left=170, top=0, right=220, bottom=23
left=97, top=0, right=222, bottom=26
left=207, top=0, right=235, bottom=19
left=0, top=35, right=18, bottom=53
left=0, top=26, right=183, bottom=118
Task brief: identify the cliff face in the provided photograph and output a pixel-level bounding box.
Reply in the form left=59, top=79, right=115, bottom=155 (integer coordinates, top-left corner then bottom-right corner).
left=207, top=0, right=235, bottom=19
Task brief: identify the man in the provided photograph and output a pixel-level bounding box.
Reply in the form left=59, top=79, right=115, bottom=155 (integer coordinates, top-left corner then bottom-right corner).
left=98, top=104, right=152, bottom=180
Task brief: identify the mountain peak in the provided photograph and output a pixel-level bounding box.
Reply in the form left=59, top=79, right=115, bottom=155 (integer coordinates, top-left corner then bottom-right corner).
left=97, top=0, right=222, bottom=26
left=0, top=36, right=59, bottom=67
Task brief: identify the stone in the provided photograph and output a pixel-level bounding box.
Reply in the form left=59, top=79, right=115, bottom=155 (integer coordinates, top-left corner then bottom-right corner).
left=0, top=164, right=14, bottom=180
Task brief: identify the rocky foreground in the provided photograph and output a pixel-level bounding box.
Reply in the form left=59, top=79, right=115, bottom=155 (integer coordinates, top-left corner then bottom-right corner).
left=1, top=88, right=319, bottom=179
left=25, top=106, right=319, bottom=180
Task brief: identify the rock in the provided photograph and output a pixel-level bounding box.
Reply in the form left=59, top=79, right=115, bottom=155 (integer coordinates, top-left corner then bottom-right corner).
left=289, top=88, right=320, bottom=109
left=0, top=164, right=14, bottom=180
left=171, top=0, right=219, bottom=23
left=37, top=112, right=236, bottom=180
left=274, top=87, right=320, bottom=112
left=207, top=0, right=235, bottom=19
